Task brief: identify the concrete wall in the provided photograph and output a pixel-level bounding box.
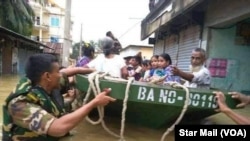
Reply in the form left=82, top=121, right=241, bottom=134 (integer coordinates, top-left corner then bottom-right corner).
left=205, top=0, right=250, bottom=27
left=140, top=47, right=153, bottom=60
left=208, top=26, right=250, bottom=92
left=120, top=47, right=140, bottom=58
left=120, top=45, right=153, bottom=60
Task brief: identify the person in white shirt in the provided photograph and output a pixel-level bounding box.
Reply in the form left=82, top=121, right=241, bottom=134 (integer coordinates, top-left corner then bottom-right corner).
left=85, top=37, right=126, bottom=78
left=172, top=48, right=211, bottom=89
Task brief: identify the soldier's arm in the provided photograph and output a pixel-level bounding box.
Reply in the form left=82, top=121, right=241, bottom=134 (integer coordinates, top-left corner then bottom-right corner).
left=47, top=88, right=116, bottom=137
left=60, top=67, right=95, bottom=77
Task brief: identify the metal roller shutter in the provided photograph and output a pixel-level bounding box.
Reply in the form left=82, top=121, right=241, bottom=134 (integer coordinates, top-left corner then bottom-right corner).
left=18, top=48, right=27, bottom=74
left=153, top=39, right=164, bottom=55
left=177, top=25, right=200, bottom=72
left=164, top=34, right=178, bottom=65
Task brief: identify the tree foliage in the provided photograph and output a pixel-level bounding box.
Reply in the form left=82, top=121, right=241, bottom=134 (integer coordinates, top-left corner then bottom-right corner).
left=70, top=40, right=100, bottom=59
left=0, top=0, right=47, bottom=36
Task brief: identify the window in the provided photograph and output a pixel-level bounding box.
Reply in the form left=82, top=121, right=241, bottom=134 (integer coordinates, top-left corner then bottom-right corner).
left=50, top=17, right=60, bottom=27
left=35, top=16, right=40, bottom=25
left=50, top=36, right=59, bottom=43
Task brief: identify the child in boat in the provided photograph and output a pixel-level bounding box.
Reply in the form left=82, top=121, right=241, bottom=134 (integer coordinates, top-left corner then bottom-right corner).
left=149, top=53, right=181, bottom=84
left=149, top=54, right=159, bottom=78
left=139, top=59, right=151, bottom=82
left=158, top=53, right=181, bottom=83
left=146, top=55, right=161, bottom=82
left=127, top=55, right=143, bottom=81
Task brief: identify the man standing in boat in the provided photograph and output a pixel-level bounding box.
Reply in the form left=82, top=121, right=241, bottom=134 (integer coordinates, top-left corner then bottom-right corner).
left=85, top=37, right=126, bottom=78
left=106, top=31, right=122, bottom=55
left=172, top=48, right=211, bottom=89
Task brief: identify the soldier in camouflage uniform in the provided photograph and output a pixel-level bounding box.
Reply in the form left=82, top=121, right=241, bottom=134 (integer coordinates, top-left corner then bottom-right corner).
left=2, top=53, right=115, bottom=141
left=52, top=66, right=95, bottom=113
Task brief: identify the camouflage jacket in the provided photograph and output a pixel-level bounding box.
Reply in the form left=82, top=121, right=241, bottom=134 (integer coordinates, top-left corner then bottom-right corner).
left=2, top=77, right=65, bottom=141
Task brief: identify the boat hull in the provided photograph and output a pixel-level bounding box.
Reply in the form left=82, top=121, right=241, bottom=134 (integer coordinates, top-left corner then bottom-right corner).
left=75, top=74, right=239, bottom=128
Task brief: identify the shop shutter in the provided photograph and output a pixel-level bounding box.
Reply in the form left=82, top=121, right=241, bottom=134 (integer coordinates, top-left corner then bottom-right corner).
left=153, top=39, right=164, bottom=56
left=164, top=34, right=178, bottom=65
left=18, top=48, right=27, bottom=74
left=177, top=25, right=201, bottom=72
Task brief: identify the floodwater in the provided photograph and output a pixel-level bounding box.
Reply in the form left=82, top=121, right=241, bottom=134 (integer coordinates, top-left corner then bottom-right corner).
left=0, top=74, right=250, bottom=141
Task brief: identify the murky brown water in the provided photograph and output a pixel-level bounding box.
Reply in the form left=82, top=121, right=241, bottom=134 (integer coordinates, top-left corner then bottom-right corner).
left=0, top=74, right=249, bottom=141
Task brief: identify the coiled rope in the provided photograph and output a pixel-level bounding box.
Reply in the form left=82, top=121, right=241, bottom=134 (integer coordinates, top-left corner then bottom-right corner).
left=119, top=77, right=134, bottom=141
left=83, top=72, right=189, bottom=141
left=84, top=71, right=104, bottom=125
left=160, top=81, right=190, bottom=141
left=83, top=72, right=134, bottom=141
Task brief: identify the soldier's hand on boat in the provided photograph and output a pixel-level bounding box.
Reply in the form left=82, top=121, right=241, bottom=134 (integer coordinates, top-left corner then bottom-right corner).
left=228, top=92, right=250, bottom=108
left=94, top=88, right=116, bottom=106
left=213, top=91, right=230, bottom=112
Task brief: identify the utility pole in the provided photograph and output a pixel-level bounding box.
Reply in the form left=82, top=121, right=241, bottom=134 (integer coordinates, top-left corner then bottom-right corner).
left=79, top=23, right=83, bottom=59
left=62, top=0, right=72, bottom=67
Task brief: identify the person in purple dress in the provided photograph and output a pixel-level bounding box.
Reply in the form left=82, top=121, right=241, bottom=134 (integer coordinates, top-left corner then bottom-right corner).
left=76, top=42, right=95, bottom=67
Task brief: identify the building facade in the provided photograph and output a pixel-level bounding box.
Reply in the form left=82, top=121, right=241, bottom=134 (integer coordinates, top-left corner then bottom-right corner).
left=120, top=45, right=153, bottom=60
left=0, top=26, right=51, bottom=74
left=141, top=0, right=250, bottom=92
left=29, top=0, right=72, bottom=65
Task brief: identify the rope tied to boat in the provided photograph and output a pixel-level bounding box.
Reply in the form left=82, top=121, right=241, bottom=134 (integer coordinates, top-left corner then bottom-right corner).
left=99, top=74, right=135, bottom=141
left=84, top=71, right=104, bottom=125
left=161, top=81, right=190, bottom=141
left=84, top=71, right=134, bottom=141
left=119, top=77, right=134, bottom=141
left=84, top=72, right=189, bottom=141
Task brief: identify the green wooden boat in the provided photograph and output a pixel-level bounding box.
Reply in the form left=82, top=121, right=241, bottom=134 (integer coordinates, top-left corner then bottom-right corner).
left=75, top=74, right=240, bottom=129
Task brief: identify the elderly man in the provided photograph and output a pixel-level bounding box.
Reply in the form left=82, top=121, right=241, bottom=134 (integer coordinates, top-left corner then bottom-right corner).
left=172, top=48, right=211, bottom=89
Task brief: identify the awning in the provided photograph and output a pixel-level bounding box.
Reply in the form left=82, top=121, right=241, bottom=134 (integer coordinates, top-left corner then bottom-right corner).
left=0, top=26, right=53, bottom=50
left=44, top=42, right=62, bottom=54
left=141, top=0, right=205, bottom=40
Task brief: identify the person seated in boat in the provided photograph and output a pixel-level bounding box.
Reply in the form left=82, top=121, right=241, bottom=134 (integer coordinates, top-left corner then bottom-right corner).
left=172, top=48, right=211, bottom=89
left=214, top=91, right=250, bottom=124
left=142, top=54, right=159, bottom=82
left=126, top=55, right=143, bottom=81
left=2, top=53, right=115, bottom=141
left=149, top=53, right=181, bottom=84
left=124, top=55, right=133, bottom=66
left=75, top=42, right=95, bottom=67
left=139, top=59, right=151, bottom=82
left=85, top=37, right=126, bottom=78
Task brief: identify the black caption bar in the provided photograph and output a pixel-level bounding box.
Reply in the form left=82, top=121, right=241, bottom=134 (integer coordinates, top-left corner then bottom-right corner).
left=175, top=125, right=250, bottom=141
